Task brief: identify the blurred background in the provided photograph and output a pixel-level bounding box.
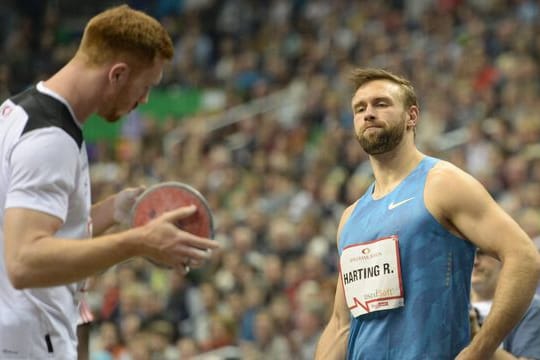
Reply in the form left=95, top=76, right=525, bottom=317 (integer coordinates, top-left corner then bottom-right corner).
left=1, top=0, right=540, bottom=359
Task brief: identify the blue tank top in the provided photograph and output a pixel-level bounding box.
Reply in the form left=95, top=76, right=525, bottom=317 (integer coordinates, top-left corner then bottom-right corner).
left=339, top=156, right=476, bottom=360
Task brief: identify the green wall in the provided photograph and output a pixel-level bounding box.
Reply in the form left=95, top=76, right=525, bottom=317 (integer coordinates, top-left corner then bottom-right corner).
left=83, top=88, right=202, bottom=143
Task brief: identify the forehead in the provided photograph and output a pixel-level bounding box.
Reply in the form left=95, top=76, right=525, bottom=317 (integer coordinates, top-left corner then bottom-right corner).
left=351, top=79, right=403, bottom=104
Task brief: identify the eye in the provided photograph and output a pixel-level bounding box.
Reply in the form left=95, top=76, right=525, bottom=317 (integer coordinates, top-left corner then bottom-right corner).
left=354, top=106, right=365, bottom=114
left=376, top=101, right=388, bottom=107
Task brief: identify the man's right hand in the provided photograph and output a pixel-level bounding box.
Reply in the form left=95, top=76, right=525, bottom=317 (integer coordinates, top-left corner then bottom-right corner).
left=137, top=205, right=219, bottom=272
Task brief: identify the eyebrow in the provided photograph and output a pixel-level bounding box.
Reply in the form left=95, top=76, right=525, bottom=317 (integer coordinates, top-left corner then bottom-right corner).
left=352, top=96, right=393, bottom=108
left=372, top=96, right=392, bottom=103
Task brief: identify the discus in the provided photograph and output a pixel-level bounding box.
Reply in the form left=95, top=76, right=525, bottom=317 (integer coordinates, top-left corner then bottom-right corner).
left=131, top=181, right=214, bottom=268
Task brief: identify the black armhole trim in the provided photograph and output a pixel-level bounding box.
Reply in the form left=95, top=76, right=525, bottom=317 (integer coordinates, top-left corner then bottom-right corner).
left=10, top=87, right=83, bottom=149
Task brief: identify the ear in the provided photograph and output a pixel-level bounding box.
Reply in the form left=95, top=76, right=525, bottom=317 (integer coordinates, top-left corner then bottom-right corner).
left=108, top=63, right=130, bottom=86
left=407, top=105, right=419, bottom=130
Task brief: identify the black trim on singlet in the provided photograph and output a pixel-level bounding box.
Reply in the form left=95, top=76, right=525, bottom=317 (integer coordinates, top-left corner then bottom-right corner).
left=10, top=87, right=83, bottom=149
left=44, top=334, right=54, bottom=353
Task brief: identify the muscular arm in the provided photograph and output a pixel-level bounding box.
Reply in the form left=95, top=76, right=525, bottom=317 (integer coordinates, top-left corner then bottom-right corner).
left=315, top=277, right=351, bottom=360
left=470, top=308, right=534, bottom=360
left=315, top=205, right=354, bottom=359
left=426, top=162, right=540, bottom=358
left=4, top=206, right=217, bottom=288
left=4, top=207, right=140, bottom=287
left=3, top=129, right=217, bottom=289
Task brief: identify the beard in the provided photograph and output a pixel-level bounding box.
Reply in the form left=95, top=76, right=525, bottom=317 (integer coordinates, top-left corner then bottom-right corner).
left=100, top=110, right=122, bottom=122
left=356, top=119, right=406, bottom=155
left=99, top=82, right=137, bottom=122
left=99, top=96, right=131, bottom=122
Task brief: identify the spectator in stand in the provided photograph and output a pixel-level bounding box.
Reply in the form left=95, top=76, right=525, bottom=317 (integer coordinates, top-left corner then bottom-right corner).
left=241, top=310, right=292, bottom=360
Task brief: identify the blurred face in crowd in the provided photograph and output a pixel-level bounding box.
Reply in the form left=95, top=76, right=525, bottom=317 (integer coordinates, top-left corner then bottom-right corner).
left=351, top=79, right=416, bottom=155
left=177, top=337, right=199, bottom=358
left=254, top=312, right=275, bottom=345
left=471, top=250, right=501, bottom=298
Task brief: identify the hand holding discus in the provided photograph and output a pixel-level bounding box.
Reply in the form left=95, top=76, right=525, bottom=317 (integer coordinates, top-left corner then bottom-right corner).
left=130, top=182, right=217, bottom=273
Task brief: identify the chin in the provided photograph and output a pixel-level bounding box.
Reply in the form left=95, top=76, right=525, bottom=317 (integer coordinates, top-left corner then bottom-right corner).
left=102, top=116, right=120, bottom=123
left=100, top=111, right=124, bottom=122
left=471, top=274, right=482, bottom=285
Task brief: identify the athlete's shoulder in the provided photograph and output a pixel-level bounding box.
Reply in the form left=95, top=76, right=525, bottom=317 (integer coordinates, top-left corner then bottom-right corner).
left=427, top=159, right=476, bottom=189
left=341, top=201, right=357, bottom=221
left=10, top=86, right=83, bottom=149
left=429, top=158, right=462, bottom=173
left=336, top=201, right=358, bottom=245
left=426, top=159, right=491, bottom=217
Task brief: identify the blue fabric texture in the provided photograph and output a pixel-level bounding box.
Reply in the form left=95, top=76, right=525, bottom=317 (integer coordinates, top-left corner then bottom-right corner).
left=339, top=156, right=476, bottom=360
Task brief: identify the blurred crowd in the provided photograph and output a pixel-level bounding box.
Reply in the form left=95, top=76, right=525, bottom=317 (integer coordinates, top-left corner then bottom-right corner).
left=2, top=0, right=540, bottom=359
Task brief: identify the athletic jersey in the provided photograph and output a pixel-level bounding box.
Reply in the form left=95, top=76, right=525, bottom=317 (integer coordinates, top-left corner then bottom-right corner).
left=339, top=156, right=476, bottom=360
left=0, top=82, right=91, bottom=359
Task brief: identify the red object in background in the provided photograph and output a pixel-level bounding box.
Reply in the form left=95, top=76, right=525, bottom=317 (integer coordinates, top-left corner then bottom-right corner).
left=131, top=182, right=214, bottom=239
left=474, top=65, right=499, bottom=92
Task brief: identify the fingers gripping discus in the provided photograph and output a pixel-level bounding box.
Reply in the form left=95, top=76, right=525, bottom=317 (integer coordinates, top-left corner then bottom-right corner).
left=130, top=182, right=214, bottom=269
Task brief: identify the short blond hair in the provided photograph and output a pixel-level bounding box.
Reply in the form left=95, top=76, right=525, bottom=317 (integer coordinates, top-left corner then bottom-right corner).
left=350, top=68, right=418, bottom=109
left=78, top=5, right=173, bottom=67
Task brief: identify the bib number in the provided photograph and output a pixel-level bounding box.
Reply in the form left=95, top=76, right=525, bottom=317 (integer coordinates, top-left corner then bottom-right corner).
left=340, top=235, right=404, bottom=317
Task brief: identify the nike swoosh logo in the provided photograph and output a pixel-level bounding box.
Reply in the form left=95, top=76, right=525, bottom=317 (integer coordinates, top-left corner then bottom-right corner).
left=388, top=197, right=415, bottom=210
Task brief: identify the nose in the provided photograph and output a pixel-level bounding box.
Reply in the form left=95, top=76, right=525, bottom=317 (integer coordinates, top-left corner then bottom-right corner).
left=139, top=90, right=150, bottom=105
left=364, top=104, right=376, bottom=121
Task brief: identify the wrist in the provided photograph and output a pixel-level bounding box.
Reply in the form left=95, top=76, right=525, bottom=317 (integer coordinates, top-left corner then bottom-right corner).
left=121, top=227, right=145, bottom=258
left=468, top=333, right=498, bottom=358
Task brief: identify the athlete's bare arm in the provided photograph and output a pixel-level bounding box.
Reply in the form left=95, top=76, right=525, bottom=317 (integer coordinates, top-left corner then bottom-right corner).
left=315, top=204, right=355, bottom=360
left=425, top=161, right=540, bottom=359
left=470, top=286, right=533, bottom=360
left=4, top=206, right=218, bottom=288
